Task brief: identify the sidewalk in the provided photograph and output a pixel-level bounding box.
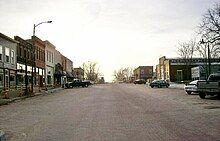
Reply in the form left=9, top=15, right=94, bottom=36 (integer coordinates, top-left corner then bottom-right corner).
left=0, top=87, right=64, bottom=106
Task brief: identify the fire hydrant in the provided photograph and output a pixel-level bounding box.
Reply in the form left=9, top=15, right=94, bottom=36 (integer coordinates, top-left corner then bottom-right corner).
left=2, top=88, right=9, bottom=99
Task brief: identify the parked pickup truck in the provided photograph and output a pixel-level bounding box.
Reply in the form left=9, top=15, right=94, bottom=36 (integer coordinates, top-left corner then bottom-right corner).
left=197, top=72, right=220, bottom=99
left=65, top=79, right=92, bottom=88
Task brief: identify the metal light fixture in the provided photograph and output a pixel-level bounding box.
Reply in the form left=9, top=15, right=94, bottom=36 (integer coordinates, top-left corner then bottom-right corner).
left=200, top=38, right=211, bottom=78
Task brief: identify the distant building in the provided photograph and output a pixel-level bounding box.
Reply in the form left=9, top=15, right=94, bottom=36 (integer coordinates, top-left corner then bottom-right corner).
left=99, top=77, right=105, bottom=84
left=66, top=57, right=74, bottom=82
left=156, top=56, right=220, bottom=82
left=54, top=49, right=63, bottom=86
left=73, top=67, right=84, bottom=80
left=61, top=55, right=73, bottom=84
left=133, top=66, right=153, bottom=81
left=0, top=33, right=18, bottom=88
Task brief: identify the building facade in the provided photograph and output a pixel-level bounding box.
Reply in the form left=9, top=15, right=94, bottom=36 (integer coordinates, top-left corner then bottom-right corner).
left=54, top=50, right=63, bottom=86
left=32, top=36, right=45, bottom=87
left=133, top=66, right=153, bottom=81
left=0, top=33, right=17, bottom=89
left=73, top=67, right=84, bottom=80
left=44, top=40, right=55, bottom=87
left=14, top=36, right=34, bottom=87
left=156, top=56, right=220, bottom=82
left=66, top=57, right=74, bottom=82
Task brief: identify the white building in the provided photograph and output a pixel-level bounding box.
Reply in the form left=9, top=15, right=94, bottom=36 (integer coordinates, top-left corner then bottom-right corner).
left=44, top=40, right=56, bottom=87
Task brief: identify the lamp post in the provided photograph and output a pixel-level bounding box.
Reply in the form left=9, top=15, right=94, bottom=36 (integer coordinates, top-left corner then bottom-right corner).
left=200, top=38, right=211, bottom=78
left=32, top=21, right=52, bottom=93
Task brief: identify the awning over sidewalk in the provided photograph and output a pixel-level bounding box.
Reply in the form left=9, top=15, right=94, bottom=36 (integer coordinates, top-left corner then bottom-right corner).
left=66, top=71, right=74, bottom=78
left=54, top=70, right=65, bottom=76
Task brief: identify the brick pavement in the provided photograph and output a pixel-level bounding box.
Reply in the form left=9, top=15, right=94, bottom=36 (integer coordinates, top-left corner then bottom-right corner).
left=0, top=84, right=219, bottom=141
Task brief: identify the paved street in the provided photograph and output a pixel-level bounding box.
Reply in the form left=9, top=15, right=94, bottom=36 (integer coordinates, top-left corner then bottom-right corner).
left=0, top=84, right=220, bottom=141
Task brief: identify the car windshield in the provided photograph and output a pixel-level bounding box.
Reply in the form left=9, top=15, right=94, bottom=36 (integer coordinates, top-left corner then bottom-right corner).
left=209, top=75, right=220, bottom=81
left=189, top=80, right=198, bottom=85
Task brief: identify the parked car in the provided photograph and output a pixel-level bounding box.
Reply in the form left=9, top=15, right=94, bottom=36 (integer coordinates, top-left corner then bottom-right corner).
left=65, top=79, right=92, bottom=88
left=134, top=79, right=146, bottom=84
left=184, top=80, right=200, bottom=94
left=149, top=80, right=169, bottom=88
left=197, top=72, right=220, bottom=99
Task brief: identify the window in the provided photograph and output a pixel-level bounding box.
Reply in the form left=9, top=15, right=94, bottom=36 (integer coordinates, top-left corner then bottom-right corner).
left=0, top=45, right=2, bottom=61
left=10, top=75, right=15, bottom=82
left=141, top=69, right=144, bottom=74
left=11, top=50, right=15, bottom=64
left=5, top=47, right=10, bottom=63
left=52, top=53, right=53, bottom=63
left=47, top=51, right=49, bottom=61
left=0, top=69, right=3, bottom=87
left=19, top=46, right=22, bottom=56
left=24, top=50, right=27, bottom=58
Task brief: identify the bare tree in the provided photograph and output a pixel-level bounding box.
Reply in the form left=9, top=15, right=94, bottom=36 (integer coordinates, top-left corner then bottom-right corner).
left=178, top=39, right=197, bottom=60
left=177, top=39, right=197, bottom=80
left=113, top=67, right=133, bottom=83
left=196, top=34, right=220, bottom=58
left=197, top=3, right=220, bottom=58
left=82, top=61, right=100, bottom=82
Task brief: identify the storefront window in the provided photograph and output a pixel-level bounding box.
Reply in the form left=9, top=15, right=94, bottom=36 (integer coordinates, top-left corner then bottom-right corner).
left=0, top=74, right=3, bottom=87
left=17, top=74, right=24, bottom=86
left=47, top=75, right=51, bottom=84
left=10, top=70, right=16, bottom=86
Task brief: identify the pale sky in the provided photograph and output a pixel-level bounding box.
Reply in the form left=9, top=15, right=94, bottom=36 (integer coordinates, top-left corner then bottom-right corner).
left=0, top=0, right=218, bottom=82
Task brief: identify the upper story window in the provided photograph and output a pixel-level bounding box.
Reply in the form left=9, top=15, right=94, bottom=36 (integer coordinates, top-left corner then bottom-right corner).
left=5, top=47, right=10, bottom=63
left=51, top=53, right=53, bottom=63
left=46, top=51, right=53, bottom=63
left=47, top=51, right=49, bottom=62
left=0, top=45, right=2, bottom=61
left=11, top=50, right=15, bottom=64
left=49, top=52, right=51, bottom=62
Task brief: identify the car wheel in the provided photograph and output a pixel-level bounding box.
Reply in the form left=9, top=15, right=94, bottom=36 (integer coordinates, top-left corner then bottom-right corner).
left=199, top=92, right=206, bottom=99
left=186, top=91, right=191, bottom=95
left=166, top=85, right=169, bottom=88
left=151, top=86, right=154, bottom=88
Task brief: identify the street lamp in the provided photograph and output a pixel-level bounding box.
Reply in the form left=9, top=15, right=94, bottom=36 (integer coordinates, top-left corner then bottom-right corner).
left=31, top=20, right=52, bottom=93
left=200, top=38, right=211, bottom=78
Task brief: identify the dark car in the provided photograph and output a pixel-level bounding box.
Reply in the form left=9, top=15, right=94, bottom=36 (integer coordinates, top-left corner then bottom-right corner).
left=149, top=80, right=169, bottom=88
left=65, top=79, right=92, bottom=88
left=134, top=79, right=146, bottom=84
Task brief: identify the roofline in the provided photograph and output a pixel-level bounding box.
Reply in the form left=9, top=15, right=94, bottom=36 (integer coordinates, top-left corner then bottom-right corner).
left=0, top=33, right=19, bottom=43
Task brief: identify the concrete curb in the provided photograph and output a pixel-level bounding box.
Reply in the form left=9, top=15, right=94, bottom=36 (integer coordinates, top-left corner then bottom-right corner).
left=0, top=130, right=6, bottom=141
left=0, top=87, right=64, bottom=106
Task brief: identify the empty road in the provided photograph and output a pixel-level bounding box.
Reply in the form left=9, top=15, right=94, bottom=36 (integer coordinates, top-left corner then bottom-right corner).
left=0, top=84, right=220, bottom=141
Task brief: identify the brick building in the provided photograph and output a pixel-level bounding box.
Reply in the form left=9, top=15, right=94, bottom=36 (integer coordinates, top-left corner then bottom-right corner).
left=30, top=36, right=46, bottom=87
left=73, top=67, right=84, bottom=80
left=156, top=56, right=220, bottom=82
left=133, top=66, right=153, bottom=81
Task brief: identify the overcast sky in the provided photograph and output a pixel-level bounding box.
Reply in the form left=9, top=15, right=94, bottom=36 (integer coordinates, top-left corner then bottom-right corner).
left=0, top=0, right=218, bottom=81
